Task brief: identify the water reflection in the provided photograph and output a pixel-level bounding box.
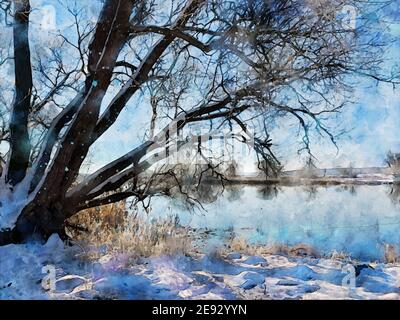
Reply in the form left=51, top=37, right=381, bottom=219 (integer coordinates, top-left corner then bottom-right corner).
left=148, top=185, right=400, bottom=261
left=226, top=185, right=245, bottom=201
left=256, top=185, right=280, bottom=200
left=339, top=185, right=357, bottom=195
left=388, top=184, right=400, bottom=206
left=302, top=185, right=319, bottom=201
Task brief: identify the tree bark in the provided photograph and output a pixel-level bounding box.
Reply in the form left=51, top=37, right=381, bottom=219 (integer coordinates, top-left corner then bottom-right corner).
left=5, top=0, right=33, bottom=185
left=0, top=200, right=76, bottom=245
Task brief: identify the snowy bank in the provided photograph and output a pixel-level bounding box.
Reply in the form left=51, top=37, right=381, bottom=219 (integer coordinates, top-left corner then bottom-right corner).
left=1, top=235, right=399, bottom=300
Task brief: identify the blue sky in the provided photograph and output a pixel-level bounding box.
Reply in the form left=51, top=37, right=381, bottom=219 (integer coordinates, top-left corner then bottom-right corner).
left=2, top=0, right=400, bottom=172
left=265, top=2, right=400, bottom=170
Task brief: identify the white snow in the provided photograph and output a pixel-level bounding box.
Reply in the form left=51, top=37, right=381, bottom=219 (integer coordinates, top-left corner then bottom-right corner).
left=1, top=235, right=399, bottom=300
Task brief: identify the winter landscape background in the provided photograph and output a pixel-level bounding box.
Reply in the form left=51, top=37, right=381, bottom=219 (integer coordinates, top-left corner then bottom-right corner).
left=1, top=0, right=400, bottom=300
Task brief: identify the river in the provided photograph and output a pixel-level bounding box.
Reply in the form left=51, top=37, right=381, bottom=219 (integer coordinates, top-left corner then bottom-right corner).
left=146, top=184, right=400, bottom=261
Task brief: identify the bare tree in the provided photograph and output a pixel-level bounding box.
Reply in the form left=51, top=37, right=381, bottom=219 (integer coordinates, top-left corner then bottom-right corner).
left=386, top=151, right=400, bottom=168
left=0, top=0, right=396, bottom=245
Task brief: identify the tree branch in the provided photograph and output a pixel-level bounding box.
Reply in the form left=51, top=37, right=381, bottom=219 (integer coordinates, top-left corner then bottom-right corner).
left=92, top=0, right=205, bottom=142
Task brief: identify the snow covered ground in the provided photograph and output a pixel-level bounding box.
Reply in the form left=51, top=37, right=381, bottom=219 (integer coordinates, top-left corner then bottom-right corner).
left=1, top=235, right=399, bottom=300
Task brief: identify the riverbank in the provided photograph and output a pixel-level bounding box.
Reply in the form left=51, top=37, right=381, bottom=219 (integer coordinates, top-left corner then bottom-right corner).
left=220, top=175, right=394, bottom=186
left=1, top=235, right=399, bottom=300
left=210, top=167, right=396, bottom=185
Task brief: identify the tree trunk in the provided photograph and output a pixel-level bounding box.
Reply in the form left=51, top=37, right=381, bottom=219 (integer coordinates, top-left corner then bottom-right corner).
left=0, top=199, right=75, bottom=246
left=6, top=0, right=33, bottom=185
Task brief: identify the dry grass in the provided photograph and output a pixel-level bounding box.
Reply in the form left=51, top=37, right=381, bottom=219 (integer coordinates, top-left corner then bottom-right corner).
left=329, top=250, right=352, bottom=262
left=223, top=234, right=400, bottom=263
left=384, top=243, right=399, bottom=264
left=67, top=207, right=400, bottom=264
left=67, top=202, right=192, bottom=259
left=222, top=234, right=320, bottom=258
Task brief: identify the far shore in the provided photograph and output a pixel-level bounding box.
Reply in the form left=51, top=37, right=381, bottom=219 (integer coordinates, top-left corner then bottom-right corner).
left=208, top=166, right=397, bottom=186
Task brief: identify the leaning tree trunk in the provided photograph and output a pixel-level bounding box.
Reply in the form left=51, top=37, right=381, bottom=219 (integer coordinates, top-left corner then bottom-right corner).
left=0, top=196, right=76, bottom=245
left=16, top=202, right=74, bottom=241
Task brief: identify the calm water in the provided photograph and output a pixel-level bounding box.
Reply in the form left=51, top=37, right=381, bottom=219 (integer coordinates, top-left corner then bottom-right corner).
left=148, top=185, right=400, bottom=261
